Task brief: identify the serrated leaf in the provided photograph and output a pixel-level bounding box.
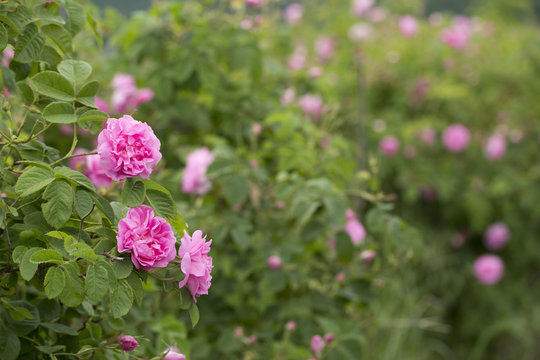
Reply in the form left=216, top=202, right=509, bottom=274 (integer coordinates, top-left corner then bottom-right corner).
left=74, top=189, right=93, bottom=218
left=85, top=263, right=108, bottom=302
left=71, top=248, right=98, bottom=262
left=112, top=256, right=132, bottom=279
left=91, top=193, right=115, bottom=222
left=76, top=80, right=99, bottom=108
left=35, top=345, right=64, bottom=354
left=41, top=323, right=77, bottom=336
left=42, top=102, right=76, bottom=124
left=16, top=81, right=34, bottom=104
left=110, top=280, right=133, bottom=318
left=146, top=189, right=175, bottom=218
left=58, top=60, right=92, bottom=89
left=65, top=1, right=85, bottom=35
left=15, top=166, right=55, bottom=197
left=54, top=167, right=95, bottom=192
left=19, top=247, right=41, bottom=281
left=0, top=328, right=20, bottom=360
left=42, top=24, right=72, bottom=55
left=41, top=180, right=73, bottom=229
left=59, top=262, right=84, bottom=307
left=31, top=71, right=74, bottom=101
left=30, top=249, right=63, bottom=265
left=126, top=272, right=143, bottom=306
left=14, top=23, right=45, bottom=63
left=168, top=212, right=188, bottom=235
left=12, top=246, right=28, bottom=264
left=44, top=267, right=65, bottom=298
left=121, top=178, right=145, bottom=207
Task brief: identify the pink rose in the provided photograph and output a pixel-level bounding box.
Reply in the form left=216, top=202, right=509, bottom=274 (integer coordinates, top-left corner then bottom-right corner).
left=473, top=255, right=504, bottom=285
left=379, top=136, right=400, bottom=156
left=298, top=94, right=323, bottom=121
left=97, top=115, right=162, bottom=181
left=110, top=73, right=154, bottom=113
left=442, top=124, right=470, bottom=153
left=86, top=154, right=113, bottom=187
left=164, top=347, right=186, bottom=360
left=133, top=88, right=154, bottom=108
left=441, top=16, right=472, bottom=50
left=178, top=230, right=213, bottom=302
left=118, top=335, right=138, bottom=351
left=311, top=335, right=325, bottom=354
left=284, top=3, right=302, bottom=24
left=345, top=208, right=366, bottom=244
left=117, top=205, right=176, bottom=270
left=246, top=0, right=261, bottom=6
left=112, top=73, right=136, bottom=89
left=267, top=255, right=282, bottom=270
left=181, top=147, right=215, bottom=195
left=351, top=0, right=374, bottom=17
left=360, top=249, right=376, bottom=264
left=483, top=134, right=506, bottom=161
left=315, top=36, right=335, bottom=62
left=95, top=96, right=110, bottom=113
left=399, top=15, right=418, bottom=38
left=69, top=148, right=89, bottom=171
left=483, top=222, right=510, bottom=251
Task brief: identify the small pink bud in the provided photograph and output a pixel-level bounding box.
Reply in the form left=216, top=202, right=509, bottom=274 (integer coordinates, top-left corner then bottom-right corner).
left=311, top=335, right=325, bottom=354
left=379, top=136, right=400, bottom=156
left=252, top=123, right=262, bottom=135
left=336, top=272, right=345, bottom=282
left=247, top=335, right=257, bottom=344
left=286, top=321, right=296, bottom=331
left=473, top=255, right=504, bottom=285
left=118, top=335, right=138, bottom=351
left=267, top=255, right=282, bottom=270
left=234, top=327, right=244, bottom=338
left=360, top=250, right=376, bottom=264
left=324, top=333, right=334, bottom=343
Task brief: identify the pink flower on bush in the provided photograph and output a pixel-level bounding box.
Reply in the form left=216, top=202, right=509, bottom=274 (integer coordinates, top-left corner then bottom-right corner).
left=178, top=230, right=213, bottom=302
left=336, top=272, right=345, bottom=282
left=298, top=94, right=323, bottom=121
left=473, top=255, right=504, bottom=285
left=351, top=0, right=374, bottom=17
left=311, top=335, right=325, bottom=354
left=284, top=3, right=302, bottom=24
left=118, top=335, right=138, bottom=351
left=286, top=321, right=296, bottom=331
left=441, top=16, right=472, bottom=50
left=164, top=347, right=186, bottom=360
left=97, top=115, right=162, bottom=181
left=246, top=0, right=262, bottom=7
left=69, top=148, right=89, bottom=171
left=95, top=96, right=109, bottom=113
left=484, top=222, right=510, bottom=251
left=379, top=136, right=400, bottom=156
left=2, top=48, right=14, bottom=67
left=360, top=249, right=376, bottom=264
left=252, top=123, right=262, bottom=135
left=483, top=133, right=506, bottom=161
left=110, top=73, right=154, bottom=113
left=181, top=147, right=215, bottom=195
left=117, top=205, right=176, bottom=270
left=324, top=333, right=334, bottom=343
left=399, top=15, right=418, bottom=38
left=419, top=127, right=436, bottom=145
left=345, top=208, right=366, bottom=244
left=315, top=36, right=335, bottom=62
left=308, top=66, right=323, bottom=78
left=349, top=23, right=373, bottom=41
left=287, top=52, right=306, bottom=71
left=442, top=124, right=470, bottom=153
left=86, top=154, right=113, bottom=187
left=267, top=255, right=282, bottom=270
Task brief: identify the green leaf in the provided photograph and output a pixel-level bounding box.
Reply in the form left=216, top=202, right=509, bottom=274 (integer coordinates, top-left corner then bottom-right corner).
left=45, top=231, right=74, bottom=252
left=65, top=1, right=86, bottom=35
left=71, top=248, right=98, bottom=262
left=121, top=178, right=145, bottom=208
left=336, top=233, right=354, bottom=263
left=16, top=82, right=34, bottom=104
left=86, top=11, right=103, bottom=48
left=168, top=212, right=188, bottom=235
left=126, top=272, right=143, bottom=306
left=58, top=60, right=92, bottom=89
left=35, top=345, right=64, bottom=354
left=219, top=174, right=248, bottom=206
left=14, top=23, right=45, bottom=63
left=110, top=280, right=133, bottom=318
left=78, top=109, right=107, bottom=125
left=74, top=189, right=93, bottom=218
left=85, top=263, right=108, bottom=303
left=91, top=193, right=115, bottom=222
left=0, top=23, right=6, bottom=52
left=44, top=266, right=65, bottom=298
left=42, top=102, right=76, bottom=124
left=0, top=329, right=20, bottom=360
left=41, top=323, right=77, bottom=336
left=146, top=189, right=175, bottom=218
left=9, top=300, right=40, bottom=335
left=30, top=249, right=63, bottom=265
left=188, top=302, right=200, bottom=328
left=59, top=262, right=84, bottom=307
left=15, top=166, right=55, bottom=197
left=19, top=247, right=42, bottom=281
left=76, top=80, right=100, bottom=108
left=40, top=45, right=62, bottom=67
left=54, top=167, right=95, bottom=192
left=42, top=24, right=72, bottom=55
left=112, top=256, right=133, bottom=279
left=42, top=180, right=74, bottom=229
left=30, top=71, right=74, bottom=101
left=12, top=245, right=28, bottom=264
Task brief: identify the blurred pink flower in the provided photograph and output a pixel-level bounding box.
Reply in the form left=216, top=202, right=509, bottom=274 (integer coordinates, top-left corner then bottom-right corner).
left=117, top=205, right=177, bottom=270
left=178, top=230, right=213, bottom=302
left=311, top=335, right=325, bottom=354
left=182, top=147, right=215, bottom=195
left=419, top=127, right=436, bottom=145
left=267, top=255, right=282, bottom=270
left=336, top=272, right=345, bottom=282
left=2, top=48, right=14, bottom=67
left=441, top=16, right=472, bottom=50
left=69, top=148, right=89, bottom=171
left=298, top=94, right=323, bottom=121
left=327, top=237, right=336, bottom=251
left=442, top=124, right=470, bottom=153
left=281, top=87, right=296, bottom=106
left=484, top=222, right=510, bottom=251
left=275, top=200, right=285, bottom=209
left=360, top=249, right=376, bottom=264
left=308, top=66, right=323, bottom=78
left=234, top=327, right=244, bottom=338
left=246, top=0, right=261, bottom=7
left=94, top=96, right=109, bottom=113
left=97, top=115, right=162, bottom=180
left=379, top=136, right=400, bottom=156
left=286, top=321, right=296, bottom=331
left=249, top=159, right=259, bottom=169
left=368, top=7, right=387, bottom=23
left=118, top=335, right=138, bottom=351
left=60, top=124, right=73, bottom=136
left=324, top=333, right=334, bottom=343
left=164, top=347, right=186, bottom=360
left=284, top=3, right=302, bottom=24
left=110, top=73, right=154, bottom=113
left=349, top=23, right=373, bottom=41
left=252, top=123, right=262, bottom=135
left=351, top=0, right=374, bottom=17
left=345, top=208, right=366, bottom=244
left=315, top=36, right=335, bottom=62
left=86, top=154, right=113, bottom=187
left=403, top=145, right=417, bottom=158
left=247, top=335, right=257, bottom=344
left=240, top=19, right=254, bottom=30
left=473, top=255, right=504, bottom=285
left=399, top=15, right=418, bottom=38
left=483, top=133, right=506, bottom=161
left=287, top=52, right=307, bottom=71
left=321, top=137, right=330, bottom=149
